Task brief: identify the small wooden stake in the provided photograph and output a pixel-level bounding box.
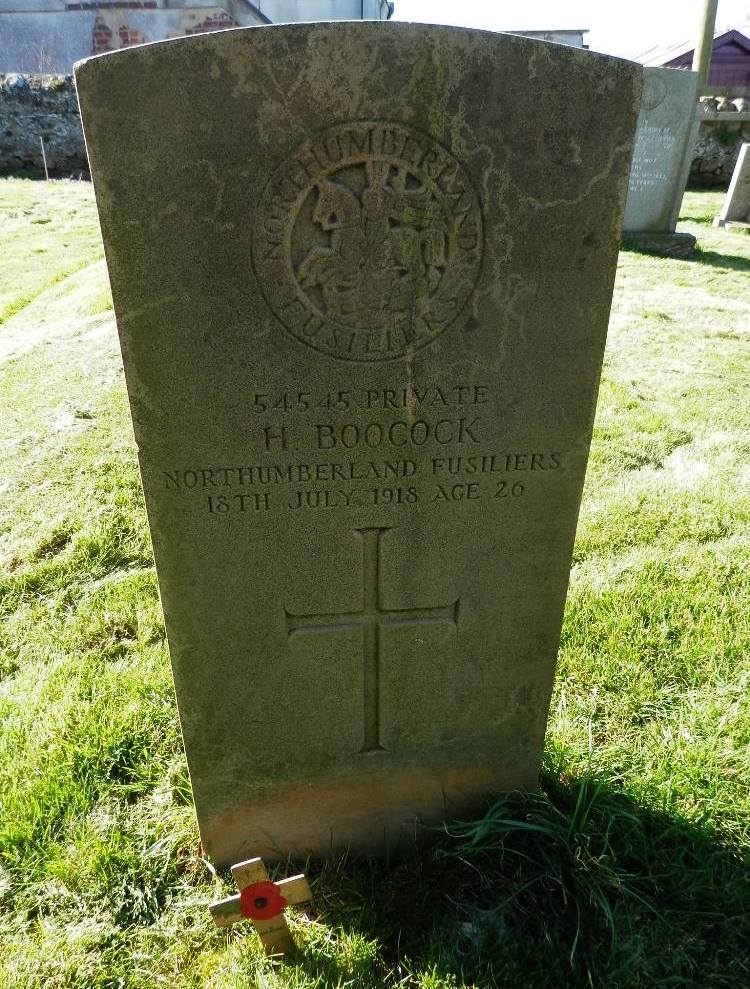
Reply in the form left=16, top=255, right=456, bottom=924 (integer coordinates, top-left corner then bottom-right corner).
left=39, top=137, right=49, bottom=181
left=209, top=856, right=311, bottom=956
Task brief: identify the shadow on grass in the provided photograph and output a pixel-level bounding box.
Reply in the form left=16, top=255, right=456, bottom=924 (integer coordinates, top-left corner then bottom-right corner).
left=692, top=248, right=750, bottom=273
left=292, top=771, right=750, bottom=989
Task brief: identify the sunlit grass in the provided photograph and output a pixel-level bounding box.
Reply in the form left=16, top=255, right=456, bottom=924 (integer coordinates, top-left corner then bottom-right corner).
left=1, top=182, right=749, bottom=987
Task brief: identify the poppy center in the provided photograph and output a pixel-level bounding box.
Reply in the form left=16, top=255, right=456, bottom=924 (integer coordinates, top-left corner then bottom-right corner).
left=254, top=896, right=268, bottom=910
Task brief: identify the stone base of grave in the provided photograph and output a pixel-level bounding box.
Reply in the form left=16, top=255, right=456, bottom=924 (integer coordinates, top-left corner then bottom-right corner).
left=621, top=231, right=697, bottom=258
left=713, top=217, right=750, bottom=233
left=198, top=755, right=541, bottom=867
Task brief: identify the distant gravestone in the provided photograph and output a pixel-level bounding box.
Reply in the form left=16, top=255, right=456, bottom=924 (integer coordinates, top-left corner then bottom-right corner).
left=715, top=143, right=750, bottom=229
left=623, top=66, right=700, bottom=257
left=75, top=23, right=640, bottom=867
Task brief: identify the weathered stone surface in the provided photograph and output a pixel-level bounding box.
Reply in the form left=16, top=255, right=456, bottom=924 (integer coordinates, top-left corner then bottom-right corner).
left=715, top=143, right=750, bottom=226
left=624, top=67, right=699, bottom=234
left=75, top=22, right=640, bottom=866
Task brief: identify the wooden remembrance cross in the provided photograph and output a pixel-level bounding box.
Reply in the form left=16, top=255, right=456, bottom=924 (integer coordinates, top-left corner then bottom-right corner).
left=209, top=856, right=312, bottom=955
left=285, top=527, right=460, bottom=753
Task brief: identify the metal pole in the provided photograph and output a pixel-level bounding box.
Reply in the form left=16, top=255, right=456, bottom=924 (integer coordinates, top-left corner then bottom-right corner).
left=39, top=136, right=49, bottom=181
left=692, top=0, right=719, bottom=85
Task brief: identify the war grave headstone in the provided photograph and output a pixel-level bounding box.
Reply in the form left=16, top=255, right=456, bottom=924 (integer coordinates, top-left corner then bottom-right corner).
left=714, top=142, right=750, bottom=230
left=75, top=22, right=641, bottom=867
left=623, top=66, right=700, bottom=257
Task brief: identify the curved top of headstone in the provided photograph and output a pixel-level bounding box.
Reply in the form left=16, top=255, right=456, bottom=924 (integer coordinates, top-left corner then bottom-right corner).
left=76, top=21, right=641, bottom=364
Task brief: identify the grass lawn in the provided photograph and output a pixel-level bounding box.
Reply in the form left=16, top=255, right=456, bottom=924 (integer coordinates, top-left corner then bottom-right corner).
left=1, top=176, right=749, bottom=988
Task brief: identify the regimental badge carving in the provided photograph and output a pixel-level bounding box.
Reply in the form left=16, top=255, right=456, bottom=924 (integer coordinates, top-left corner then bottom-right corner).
left=641, top=74, right=668, bottom=112
left=253, top=121, right=483, bottom=362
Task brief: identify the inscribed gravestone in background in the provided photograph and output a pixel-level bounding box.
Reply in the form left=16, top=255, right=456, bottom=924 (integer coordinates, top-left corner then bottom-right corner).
left=623, top=65, right=700, bottom=234
left=75, top=23, right=641, bottom=867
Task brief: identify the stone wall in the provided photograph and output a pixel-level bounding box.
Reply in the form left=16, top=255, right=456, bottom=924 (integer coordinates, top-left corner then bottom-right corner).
left=1, top=72, right=748, bottom=186
left=689, top=116, right=750, bottom=187
left=0, top=73, right=86, bottom=175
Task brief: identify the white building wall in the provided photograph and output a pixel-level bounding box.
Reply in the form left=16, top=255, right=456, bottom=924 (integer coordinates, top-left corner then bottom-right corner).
left=508, top=29, right=588, bottom=49
left=256, top=0, right=390, bottom=21
left=0, top=0, right=392, bottom=73
left=0, top=8, right=265, bottom=72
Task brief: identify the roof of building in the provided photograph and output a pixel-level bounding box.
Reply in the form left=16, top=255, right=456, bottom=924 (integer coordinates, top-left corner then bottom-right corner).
left=507, top=28, right=589, bottom=35
left=246, top=0, right=271, bottom=24
left=636, top=27, right=750, bottom=67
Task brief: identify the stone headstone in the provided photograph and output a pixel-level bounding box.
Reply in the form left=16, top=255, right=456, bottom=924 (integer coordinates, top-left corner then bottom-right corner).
left=623, top=67, right=700, bottom=256
left=715, top=143, right=750, bottom=228
left=75, top=23, right=640, bottom=867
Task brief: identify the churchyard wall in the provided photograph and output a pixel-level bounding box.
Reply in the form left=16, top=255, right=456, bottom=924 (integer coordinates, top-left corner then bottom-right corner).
left=0, top=73, right=86, bottom=175
left=1, top=71, right=749, bottom=183
left=690, top=110, right=750, bottom=186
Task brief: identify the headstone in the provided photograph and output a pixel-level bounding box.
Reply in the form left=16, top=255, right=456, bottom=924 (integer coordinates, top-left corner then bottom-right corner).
left=75, top=23, right=640, bottom=867
left=714, top=143, right=750, bottom=229
left=623, top=66, right=700, bottom=257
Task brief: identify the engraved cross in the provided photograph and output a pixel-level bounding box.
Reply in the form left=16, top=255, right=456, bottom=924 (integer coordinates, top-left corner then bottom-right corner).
left=285, top=527, right=460, bottom=753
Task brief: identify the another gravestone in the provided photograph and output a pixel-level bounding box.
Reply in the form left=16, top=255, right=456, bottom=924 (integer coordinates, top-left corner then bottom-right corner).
left=714, top=143, right=750, bottom=230
left=75, top=23, right=641, bottom=866
left=623, top=66, right=700, bottom=257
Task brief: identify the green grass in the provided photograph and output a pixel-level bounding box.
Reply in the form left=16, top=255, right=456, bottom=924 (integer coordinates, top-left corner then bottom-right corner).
left=1, top=180, right=749, bottom=988
left=0, top=178, right=104, bottom=325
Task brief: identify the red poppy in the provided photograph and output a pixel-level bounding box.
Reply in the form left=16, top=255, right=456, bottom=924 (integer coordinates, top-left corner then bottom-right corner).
left=240, top=880, right=288, bottom=921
